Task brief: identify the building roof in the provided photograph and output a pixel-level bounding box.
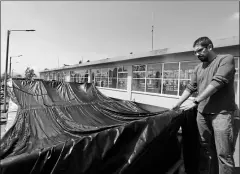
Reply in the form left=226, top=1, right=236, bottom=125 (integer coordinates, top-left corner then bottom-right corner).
left=40, top=36, right=239, bottom=73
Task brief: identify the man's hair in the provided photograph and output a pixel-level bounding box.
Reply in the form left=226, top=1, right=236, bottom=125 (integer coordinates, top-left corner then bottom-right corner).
left=193, top=37, right=214, bottom=48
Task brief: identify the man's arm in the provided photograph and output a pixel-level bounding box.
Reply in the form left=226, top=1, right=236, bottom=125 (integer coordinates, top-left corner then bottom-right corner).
left=172, top=89, right=192, bottom=110
left=180, top=84, right=217, bottom=110
left=181, top=55, right=235, bottom=111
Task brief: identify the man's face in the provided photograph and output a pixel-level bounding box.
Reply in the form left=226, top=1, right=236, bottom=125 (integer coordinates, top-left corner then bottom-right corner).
left=193, top=45, right=209, bottom=62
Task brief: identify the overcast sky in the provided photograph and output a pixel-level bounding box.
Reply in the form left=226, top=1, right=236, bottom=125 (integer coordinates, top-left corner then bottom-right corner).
left=1, top=1, right=239, bottom=76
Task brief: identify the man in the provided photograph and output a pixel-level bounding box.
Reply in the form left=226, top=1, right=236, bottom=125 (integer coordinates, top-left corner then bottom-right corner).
left=172, top=37, right=236, bottom=174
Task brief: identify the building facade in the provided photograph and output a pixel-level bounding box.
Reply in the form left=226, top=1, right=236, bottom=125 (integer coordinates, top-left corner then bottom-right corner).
left=40, top=36, right=239, bottom=109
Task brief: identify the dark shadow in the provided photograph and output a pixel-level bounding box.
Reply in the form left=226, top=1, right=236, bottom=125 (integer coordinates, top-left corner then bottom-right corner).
left=234, top=167, right=240, bottom=174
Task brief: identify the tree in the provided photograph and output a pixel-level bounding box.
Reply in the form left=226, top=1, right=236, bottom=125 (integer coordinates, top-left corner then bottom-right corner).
left=25, top=67, right=37, bottom=80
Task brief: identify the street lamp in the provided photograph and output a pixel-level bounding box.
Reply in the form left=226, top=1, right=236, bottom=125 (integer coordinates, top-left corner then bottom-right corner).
left=3, top=29, right=35, bottom=112
left=9, top=55, right=22, bottom=77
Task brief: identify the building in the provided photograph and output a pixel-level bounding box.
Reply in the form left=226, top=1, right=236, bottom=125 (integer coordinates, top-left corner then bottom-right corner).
left=40, top=36, right=239, bottom=109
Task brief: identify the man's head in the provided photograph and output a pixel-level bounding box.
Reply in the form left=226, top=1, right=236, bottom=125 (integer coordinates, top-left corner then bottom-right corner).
left=193, top=37, right=214, bottom=62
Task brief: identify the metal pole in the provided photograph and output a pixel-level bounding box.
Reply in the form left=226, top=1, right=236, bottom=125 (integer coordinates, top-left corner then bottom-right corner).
left=151, top=12, right=154, bottom=51
left=152, top=25, right=154, bottom=51
left=9, top=57, right=12, bottom=77
left=3, top=30, right=10, bottom=112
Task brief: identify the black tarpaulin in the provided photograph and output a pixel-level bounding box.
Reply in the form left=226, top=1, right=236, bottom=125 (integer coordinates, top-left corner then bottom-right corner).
left=0, top=79, right=198, bottom=174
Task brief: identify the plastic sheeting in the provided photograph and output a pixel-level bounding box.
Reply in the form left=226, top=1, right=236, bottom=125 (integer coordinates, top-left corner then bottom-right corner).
left=0, top=79, right=198, bottom=174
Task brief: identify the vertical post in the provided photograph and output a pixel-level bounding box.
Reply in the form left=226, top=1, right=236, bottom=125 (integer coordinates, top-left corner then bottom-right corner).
left=151, top=12, right=154, bottom=51
left=3, top=30, right=10, bottom=112
left=152, top=25, right=154, bottom=51
left=9, top=57, right=12, bottom=77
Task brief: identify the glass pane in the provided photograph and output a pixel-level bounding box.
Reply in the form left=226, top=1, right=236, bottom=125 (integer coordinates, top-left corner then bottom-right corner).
left=162, top=79, right=178, bottom=95
left=108, top=68, right=113, bottom=77
left=146, top=79, right=161, bottom=93
left=180, top=61, right=199, bottom=79
left=109, top=68, right=118, bottom=78
left=133, top=65, right=138, bottom=71
left=133, top=72, right=145, bottom=78
left=147, top=64, right=162, bottom=78
left=109, top=77, right=117, bottom=88
left=118, top=67, right=123, bottom=72
left=163, top=63, right=179, bottom=79
left=101, top=68, right=108, bottom=78
left=132, top=79, right=145, bottom=92
left=117, top=78, right=127, bottom=90
left=179, top=80, right=190, bottom=96
left=91, top=69, right=96, bottom=80
left=133, top=65, right=146, bottom=71
left=101, top=77, right=108, bottom=87
left=118, top=73, right=128, bottom=78
left=94, top=78, right=101, bottom=87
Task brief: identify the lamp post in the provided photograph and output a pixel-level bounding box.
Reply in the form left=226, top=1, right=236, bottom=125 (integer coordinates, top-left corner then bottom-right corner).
left=9, top=55, right=22, bottom=77
left=3, top=29, right=35, bottom=113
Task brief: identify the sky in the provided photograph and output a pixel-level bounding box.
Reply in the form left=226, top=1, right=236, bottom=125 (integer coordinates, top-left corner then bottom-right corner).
left=1, top=1, right=239, bottom=76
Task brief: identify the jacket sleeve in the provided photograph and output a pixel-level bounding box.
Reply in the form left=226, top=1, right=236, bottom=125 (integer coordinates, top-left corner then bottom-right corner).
left=210, top=55, right=236, bottom=89
left=186, top=65, right=198, bottom=93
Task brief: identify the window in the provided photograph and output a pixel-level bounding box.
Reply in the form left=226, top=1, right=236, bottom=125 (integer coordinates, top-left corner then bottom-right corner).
left=44, top=73, right=49, bottom=81
left=109, top=67, right=118, bottom=88
left=70, top=71, right=77, bottom=82
left=49, top=73, right=53, bottom=80
left=92, top=67, right=128, bottom=89
left=146, top=64, right=162, bottom=93
left=132, top=65, right=146, bottom=92
left=61, top=72, right=66, bottom=82
left=92, top=69, right=101, bottom=86
left=179, top=61, right=199, bottom=97
left=101, top=68, right=109, bottom=87
left=117, top=66, right=128, bottom=90
left=52, top=72, right=57, bottom=80
left=77, top=70, right=89, bottom=83
left=70, top=70, right=89, bottom=83
left=162, top=63, right=179, bottom=95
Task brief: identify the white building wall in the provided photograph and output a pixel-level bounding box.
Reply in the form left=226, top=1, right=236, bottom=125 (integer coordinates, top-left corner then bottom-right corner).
left=98, top=88, right=129, bottom=100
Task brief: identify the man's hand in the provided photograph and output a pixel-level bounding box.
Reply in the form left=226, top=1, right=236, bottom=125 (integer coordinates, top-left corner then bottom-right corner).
left=171, top=103, right=181, bottom=111
left=179, top=101, right=197, bottom=111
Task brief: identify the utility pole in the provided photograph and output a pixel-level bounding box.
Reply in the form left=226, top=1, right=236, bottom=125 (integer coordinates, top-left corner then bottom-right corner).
left=152, top=25, right=154, bottom=51
left=3, top=29, right=35, bottom=112
left=151, top=12, right=154, bottom=51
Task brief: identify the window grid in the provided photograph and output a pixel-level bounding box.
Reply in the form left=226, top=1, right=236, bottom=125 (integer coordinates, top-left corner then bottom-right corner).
left=93, top=66, right=128, bottom=90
